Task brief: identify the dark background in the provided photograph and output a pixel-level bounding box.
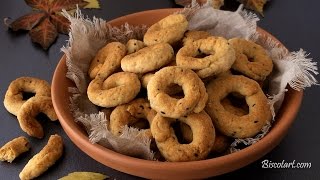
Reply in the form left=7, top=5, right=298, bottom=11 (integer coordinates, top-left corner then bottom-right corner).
left=0, top=0, right=319, bottom=179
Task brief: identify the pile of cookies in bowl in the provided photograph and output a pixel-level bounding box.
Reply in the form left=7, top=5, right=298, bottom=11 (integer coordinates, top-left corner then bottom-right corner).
left=85, top=13, right=273, bottom=162
left=52, top=9, right=302, bottom=179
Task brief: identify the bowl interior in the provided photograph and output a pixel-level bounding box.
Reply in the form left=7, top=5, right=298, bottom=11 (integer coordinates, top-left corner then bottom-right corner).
left=52, top=8, right=303, bottom=179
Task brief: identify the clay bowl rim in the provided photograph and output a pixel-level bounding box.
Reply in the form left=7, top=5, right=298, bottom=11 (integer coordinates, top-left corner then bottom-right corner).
left=52, top=8, right=303, bottom=178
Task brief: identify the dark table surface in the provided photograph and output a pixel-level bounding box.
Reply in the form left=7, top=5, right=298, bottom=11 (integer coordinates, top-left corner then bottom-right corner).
left=0, top=0, right=319, bottom=179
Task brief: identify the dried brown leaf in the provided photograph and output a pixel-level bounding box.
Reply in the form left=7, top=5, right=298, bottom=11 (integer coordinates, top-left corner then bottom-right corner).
left=25, top=0, right=50, bottom=11
left=7, top=0, right=98, bottom=50
left=10, top=12, right=47, bottom=31
left=50, top=14, right=70, bottom=34
left=29, top=17, right=58, bottom=49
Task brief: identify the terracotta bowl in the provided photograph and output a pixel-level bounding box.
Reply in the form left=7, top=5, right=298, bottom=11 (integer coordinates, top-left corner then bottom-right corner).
left=52, top=8, right=303, bottom=179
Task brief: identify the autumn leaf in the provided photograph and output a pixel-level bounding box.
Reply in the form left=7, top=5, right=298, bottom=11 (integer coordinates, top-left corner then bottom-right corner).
left=5, top=0, right=100, bottom=50
left=29, top=18, right=58, bottom=49
left=58, top=172, right=108, bottom=180
left=84, top=0, right=101, bottom=9
left=25, top=0, right=50, bottom=12
left=10, top=12, right=47, bottom=31
left=50, top=14, right=70, bottom=34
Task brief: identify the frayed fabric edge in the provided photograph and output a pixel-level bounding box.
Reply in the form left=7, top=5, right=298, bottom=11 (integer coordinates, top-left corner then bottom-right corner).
left=69, top=88, right=155, bottom=160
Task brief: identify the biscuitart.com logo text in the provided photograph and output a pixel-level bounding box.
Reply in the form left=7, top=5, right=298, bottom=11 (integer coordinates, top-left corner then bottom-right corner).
left=262, top=159, right=312, bottom=169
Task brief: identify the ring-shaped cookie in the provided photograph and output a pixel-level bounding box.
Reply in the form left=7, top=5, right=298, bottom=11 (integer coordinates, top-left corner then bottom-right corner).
left=179, top=123, right=231, bottom=154
left=87, top=72, right=141, bottom=108
left=205, top=75, right=272, bottom=138
left=143, top=14, right=188, bottom=46
left=229, top=38, right=273, bottom=81
left=141, top=73, right=182, bottom=96
left=17, top=96, right=58, bottom=139
left=88, top=42, right=126, bottom=79
left=150, top=111, right=215, bottom=162
left=182, top=30, right=211, bottom=46
left=3, top=77, right=51, bottom=116
left=121, top=43, right=174, bottom=73
left=109, top=99, right=156, bottom=139
left=193, top=78, right=208, bottom=113
left=176, top=36, right=236, bottom=78
left=147, top=66, right=204, bottom=118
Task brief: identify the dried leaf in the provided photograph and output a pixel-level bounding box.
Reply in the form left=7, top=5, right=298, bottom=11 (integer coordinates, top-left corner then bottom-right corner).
left=58, top=172, right=108, bottom=180
left=50, top=0, right=89, bottom=12
left=83, top=0, right=100, bottom=9
left=9, top=12, right=47, bottom=31
left=51, top=14, right=70, bottom=34
left=238, top=0, right=267, bottom=16
left=29, top=18, right=58, bottom=49
left=25, top=0, right=50, bottom=11
left=7, top=0, right=99, bottom=50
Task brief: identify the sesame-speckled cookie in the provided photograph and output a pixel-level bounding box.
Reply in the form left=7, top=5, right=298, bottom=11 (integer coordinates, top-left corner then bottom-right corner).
left=126, top=39, right=145, bottom=54
left=182, top=30, right=211, bottom=46
left=19, top=134, right=63, bottom=180
left=87, top=72, right=141, bottom=108
left=143, top=14, right=188, bottom=46
left=88, top=42, right=126, bottom=79
left=0, top=136, right=30, bottom=163
left=205, top=75, right=272, bottom=138
left=177, top=36, right=236, bottom=78
left=121, top=43, right=174, bottom=73
left=229, top=38, right=273, bottom=81
left=17, top=96, right=58, bottom=139
left=151, top=111, right=215, bottom=162
left=3, top=77, right=51, bottom=116
left=147, top=66, right=205, bottom=118
left=110, top=98, right=156, bottom=139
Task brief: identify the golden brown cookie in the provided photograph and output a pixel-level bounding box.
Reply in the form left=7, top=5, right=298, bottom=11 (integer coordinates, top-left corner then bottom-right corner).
left=126, top=39, right=145, bottom=54
left=193, top=77, right=208, bottom=113
left=176, top=36, right=236, bottom=78
left=182, top=30, right=211, bottom=46
left=87, top=72, right=141, bottom=108
left=3, top=77, right=51, bottom=116
left=143, top=14, right=188, bottom=46
left=0, top=136, right=30, bottom=163
left=179, top=123, right=230, bottom=154
left=109, top=98, right=156, bottom=139
left=121, top=43, right=174, bottom=73
left=19, top=134, right=63, bottom=180
left=141, top=72, right=182, bottom=96
left=229, top=38, right=273, bottom=81
left=221, top=98, right=248, bottom=116
left=210, top=132, right=230, bottom=154
left=88, top=42, right=126, bottom=79
left=17, top=96, right=58, bottom=139
left=147, top=66, right=206, bottom=118
left=205, top=75, right=272, bottom=138
left=151, top=111, right=215, bottom=162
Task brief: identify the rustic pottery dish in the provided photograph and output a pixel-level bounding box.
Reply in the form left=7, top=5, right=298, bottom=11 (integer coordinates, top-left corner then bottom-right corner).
left=52, top=8, right=303, bottom=179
